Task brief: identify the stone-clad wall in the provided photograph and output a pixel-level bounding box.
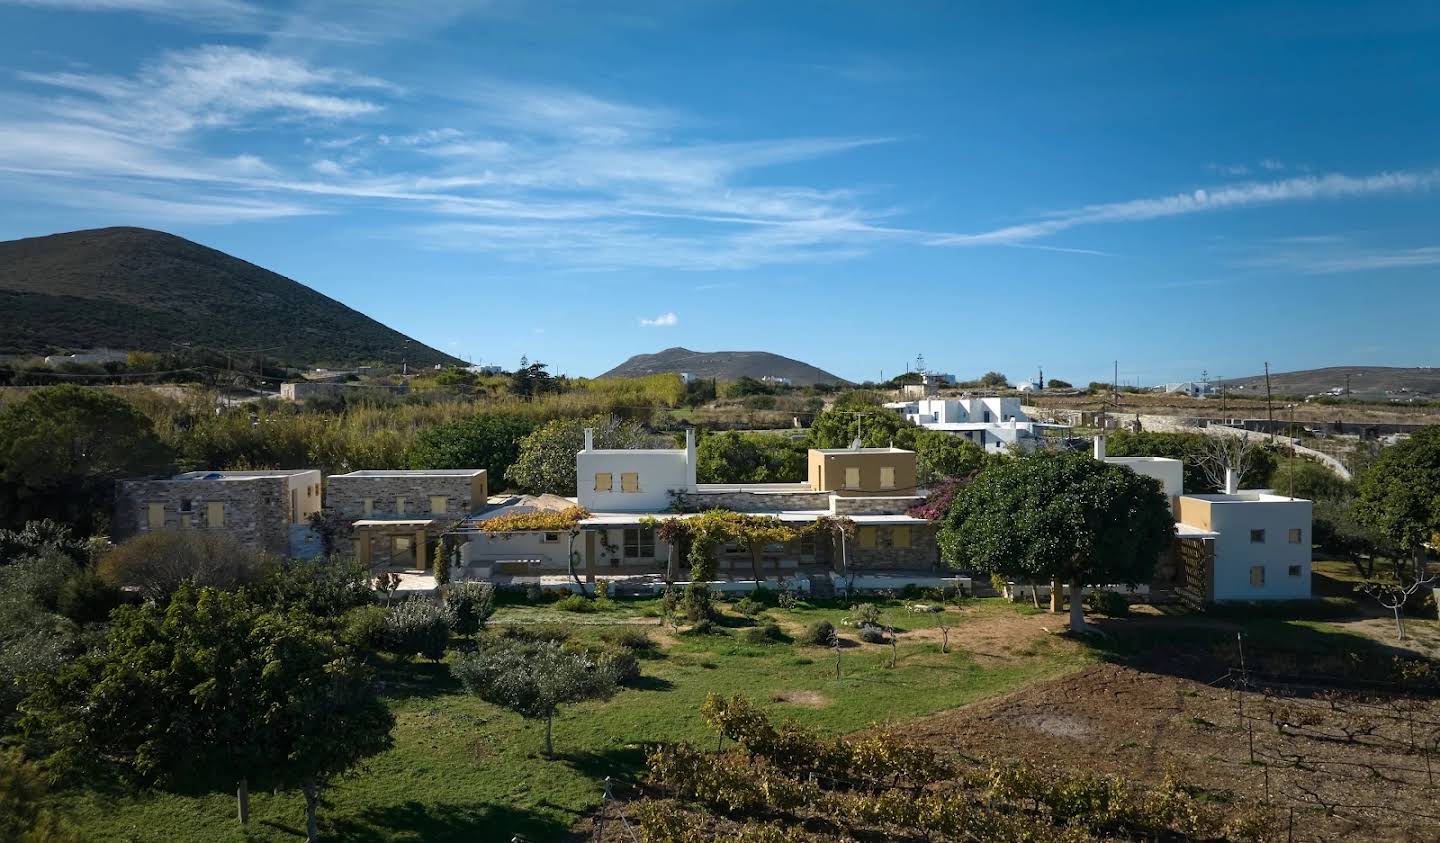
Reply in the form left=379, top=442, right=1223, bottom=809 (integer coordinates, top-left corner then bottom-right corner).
left=831, top=495, right=923, bottom=516
left=848, top=524, right=939, bottom=572
left=677, top=490, right=832, bottom=512
left=115, top=477, right=290, bottom=555
left=326, top=473, right=485, bottom=524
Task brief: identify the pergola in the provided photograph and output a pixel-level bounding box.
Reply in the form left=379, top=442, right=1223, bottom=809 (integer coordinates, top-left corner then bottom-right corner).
left=353, top=518, right=439, bottom=570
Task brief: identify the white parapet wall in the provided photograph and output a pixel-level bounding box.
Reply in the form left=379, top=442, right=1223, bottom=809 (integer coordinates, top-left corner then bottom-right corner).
left=831, top=573, right=973, bottom=595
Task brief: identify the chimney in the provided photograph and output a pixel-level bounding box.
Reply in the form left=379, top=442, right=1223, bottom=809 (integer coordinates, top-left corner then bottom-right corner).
left=583, top=428, right=594, bottom=451
left=1224, top=468, right=1239, bottom=495
left=1093, top=434, right=1106, bottom=460
left=684, top=428, right=697, bottom=489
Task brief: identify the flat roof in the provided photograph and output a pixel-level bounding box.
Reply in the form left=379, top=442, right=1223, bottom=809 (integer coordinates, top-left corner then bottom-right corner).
left=693, top=482, right=814, bottom=493
left=811, top=446, right=914, bottom=454
left=579, top=511, right=929, bottom=527
left=1175, top=522, right=1221, bottom=539
left=579, top=448, right=684, bottom=456
left=171, top=469, right=315, bottom=481
left=332, top=469, right=484, bottom=477
left=1181, top=491, right=1311, bottom=504
left=353, top=518, right=438, bottom=527
left=1105, top=456, right=1182, bottom=464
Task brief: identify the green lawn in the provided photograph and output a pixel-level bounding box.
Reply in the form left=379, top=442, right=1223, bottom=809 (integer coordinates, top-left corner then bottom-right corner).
left=53, top=597, right=1088, bottom=842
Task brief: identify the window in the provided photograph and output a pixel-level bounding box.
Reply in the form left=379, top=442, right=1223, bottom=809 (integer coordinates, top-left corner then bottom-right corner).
left=1249, top=529, right=1266, bottom=544
left=147, top=503, right=165, bottom=529
left=1288, top=565, right=1302, bottom=577
left=206, top=502, right=224, bottom=528
left=429, top=496, right=448, bottom=515
left=844, top=467, right=861, bottom=490
left=1249, top=565, right=1265, bottom=586
left=1287, top=528, right=1302, bottom=544
left=623, top=527, right=655, bottom=559
left=395, top=496, right=407, bottom=515
left=362, top=497, right=374, bottom=515
left=594, top=472, right=613, bottom=491
left=858, top=527, right=876, bottom=548
left=179, top=497, right=193, bottom=513
left=620, top=472, right=640, bottom=493
left=180, top=514, right=193, bottom=529
left=799, top=533, right=817, bottom=557
left=541, top=532, right=561, bottom=543
left=892, top=526, right=911, bottom=548
left=880, top=466, right=896, bottom=490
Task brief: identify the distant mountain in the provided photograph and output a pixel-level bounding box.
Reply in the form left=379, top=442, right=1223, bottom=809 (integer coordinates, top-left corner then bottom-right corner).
left=599, top=347, right=850, bottom=386
left=1219, top=366, right=1440, bottom=398
left=0, top=227, right=461, bottom=368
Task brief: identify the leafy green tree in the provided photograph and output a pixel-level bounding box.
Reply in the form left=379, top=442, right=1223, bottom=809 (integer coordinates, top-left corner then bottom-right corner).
left=506, top=415, right=652, bottom=495
left=441, top=581, right=495, bottom=636
left=1355, top=425, right=1440, bottom=573
left=939, top=452, right=1174, bottom=633
left=382, top=597, right=453, bottom=662
left=806, top=406, right=919, bottom=450
left=913, top=429, right=987, bottom=486
left=979, top=371, right=1009, bottom=388
left=454, top=638, right=617, bottom=757
left=19, top=584, right=394, bottom=842
left=1104, top=430, right=1275, bottom=493
left=407, top=413, right=536, bottom=484
left=0, top=386, right=172, bottom=533
left=0, top=748, right=82, bottom=843
left=250, top=557, right=375, bottom=617
left=1046, top=379, right=1073, bottom=389
left=696, top=431, right=806, bottom=484
left=509, top=361, right=555, bottom=398
left=0, top=519, right=91, bottom=567
left=1313, top=499, right=1391, bottom=580
left=1269, top=458, right=1352, bottom=502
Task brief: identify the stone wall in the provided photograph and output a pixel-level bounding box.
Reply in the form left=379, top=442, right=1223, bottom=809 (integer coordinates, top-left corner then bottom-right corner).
left=115, top=477, right=290, bottom=555
left=847, top=524, right=939, bottom=572
left=676, top=490, right=832, bottom=512
left=831, top=495, right=922, bottom=516
left=326, top=472, right=485, bottom=524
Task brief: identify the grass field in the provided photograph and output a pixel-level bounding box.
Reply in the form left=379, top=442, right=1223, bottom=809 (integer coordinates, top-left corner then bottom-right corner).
left=53, top=596, right=1090, bottom=842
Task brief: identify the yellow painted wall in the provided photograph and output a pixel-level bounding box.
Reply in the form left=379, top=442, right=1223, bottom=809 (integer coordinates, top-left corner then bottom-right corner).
left=807, top=450, right=917, bottom=496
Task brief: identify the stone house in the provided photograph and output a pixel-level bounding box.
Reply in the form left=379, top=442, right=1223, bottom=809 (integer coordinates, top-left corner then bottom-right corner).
left=324, top=469, right=487, bottom=569
left=115, top=469, right=322, bottom=557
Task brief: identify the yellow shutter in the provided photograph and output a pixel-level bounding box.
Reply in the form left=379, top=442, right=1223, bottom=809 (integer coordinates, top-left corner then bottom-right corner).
left=207, top=502, right=224, bottom=528
left=621, top=472, right=640, bottom=492
left=858, top=527, right=876, bottom=548
left=880, top=466, right=896, bottom=489
left=180, top=514, right=193, bottom=529
left=844, top=467, right=860, bottom=489
left=595, top=473, right=613, bottom=491
left=363, top=497, right=374, bottom=515
left=395, top=496, right=407, bottom=515
left=430, top=496, right=447, bottom=514
left=147, top=503, right=165, bottom=529
left=893, top=526, right=910, bottom=547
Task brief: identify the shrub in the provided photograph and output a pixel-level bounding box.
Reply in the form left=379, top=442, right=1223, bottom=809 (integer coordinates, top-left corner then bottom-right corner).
left=802, top=620, right=835, bottom=645
left=742, top=623, right=785, bottom=645
left=55, top=568, right=123, bottom=624
left=851, top=602, right=881, bottom=627
left=858, top=624, right=887, bottom=644
left=571, top=641, right=640, bottom=684
left=496, top=623, right=571, bottom=643
left=1085, top=590, right=1130, bottom=617
left=251, top=557, right=374, bottom=617
left=383, top=598, right=453, bottom=661
left=681, top=619, right=720, bottom=636
left=97, top=531, right=261, bottom=602
left=525, top=583, right=544, bottom=603
left=341, top=605, right=388, bottom=654
left=432, top=553, right=450, bottom=586
left=442, top=581, right=495, bottom=635
left=0, top=549, right=79, bottom=611
left=748, top=585, right=778, bottom=606
left=733, top=596, right=765, bottom=617
left=598, top=626, right=655, bottom=652
left=555, top=594, right=597, bottom=613
left=682, top=583, right=714, bottom=621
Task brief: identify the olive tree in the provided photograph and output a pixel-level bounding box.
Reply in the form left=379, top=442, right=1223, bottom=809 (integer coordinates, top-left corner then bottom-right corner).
left=454, top=639, right=616, bottom=757
left=441, top=581, right=495, bottom=636
left=939, top=452, right=1174, bottom=633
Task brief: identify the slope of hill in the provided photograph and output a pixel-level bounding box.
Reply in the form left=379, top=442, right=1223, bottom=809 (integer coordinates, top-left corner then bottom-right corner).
left=599, top=347, right=850, bottom=386
left=0, top=227, right=460, bottom=368
left=1219, top=366, right=1440, bottom=398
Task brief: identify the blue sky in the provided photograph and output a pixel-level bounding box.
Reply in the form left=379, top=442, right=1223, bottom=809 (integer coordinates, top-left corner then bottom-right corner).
left=1, top=1, right=1437, bottom=384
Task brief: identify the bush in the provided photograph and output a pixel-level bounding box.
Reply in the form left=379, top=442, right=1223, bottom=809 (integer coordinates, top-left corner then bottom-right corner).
left=555, top=594, right=597, bottom=613
left=682, top=583, right=714, bottom=621
left=383, top=598, right=453, bottom=661
left=850, top=602, right=881, bottom=627
left=571, top=641, right=639, bottom=684
left=680, top=619, right=720, bottom=636
left=97, top=532, right=261, bottom=602
left=802, top=620, right=835, bottom=645
left=748, top=585, right=778, bottom=606
left=55, top=568, right=123, bottom=624
left=495, top=623, right=571, bottom=643
left=432, top=553, right=450, bottom=586
left=525, top=583, right=544, bottom=603
left=442, top=581, right=495, bottom=635
left=742, top=623, right=785, bottom=644
left=598, top=626, right=655, bottom=652
left=1085, top=590, right=1130, bottom=617
left=0, top=550, right=78, bottom=611
left=341, top=605, right=388, bottom=654
left=733, top=596, right=765, bottom=617
left=858, top=624, right=887, bottom=644
left=251, top=557, right=374, bottom=617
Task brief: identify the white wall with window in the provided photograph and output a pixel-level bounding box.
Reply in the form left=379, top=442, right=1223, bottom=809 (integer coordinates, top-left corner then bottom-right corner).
left=1198, top=493, right=1313, bottom=601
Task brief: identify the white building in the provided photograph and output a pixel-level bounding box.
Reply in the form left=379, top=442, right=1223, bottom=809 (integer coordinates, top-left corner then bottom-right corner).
left=760, top=375, right=792, bottom=386
left=1094, top=435, right=1184, bottom=507
left=577, top=428, right=697, bottom=513
left=882, top=396, right=1069, bottom=453
left=1176, top=490, right=1312, bottom=602
left=1155, top=382, right=1217, bottom=398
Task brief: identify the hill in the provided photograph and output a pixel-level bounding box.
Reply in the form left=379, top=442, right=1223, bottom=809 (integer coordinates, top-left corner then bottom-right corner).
left=0, top=227, right=461, bottom=368
left=598, top=347, right=850, bottom=386
left=1219, top=366, right=1440, bottom=399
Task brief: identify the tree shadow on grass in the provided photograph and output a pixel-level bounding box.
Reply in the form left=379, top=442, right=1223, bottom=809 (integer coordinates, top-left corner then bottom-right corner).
left=375, top=660, right=461, bottom=702
left=323, top=799, right=575, bottom=843
left=555, top=745, right=649, bottom=785
left=627, top=675, right=674, bottom=692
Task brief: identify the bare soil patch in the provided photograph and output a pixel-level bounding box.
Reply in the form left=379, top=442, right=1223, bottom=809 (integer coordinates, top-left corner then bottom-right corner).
left=771, top=689, right=830, bottom=708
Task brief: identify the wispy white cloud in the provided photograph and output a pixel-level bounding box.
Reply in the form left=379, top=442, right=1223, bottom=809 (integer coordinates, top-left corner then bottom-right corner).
left=0, top=0, right=266, bottom=29
left=933, top=170, right=1440, bottom=247
left=639, top=311, right=679, bottom=327
left=1245, top=245, right=1440, bottom=274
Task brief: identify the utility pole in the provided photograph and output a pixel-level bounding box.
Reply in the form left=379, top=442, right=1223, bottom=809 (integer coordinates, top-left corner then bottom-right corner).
left=1345, top=373, right=1351, bottom=396
left=1264, top=361, right=1275, bottom=443
left=1218, top=374, right=1226, bottom=415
